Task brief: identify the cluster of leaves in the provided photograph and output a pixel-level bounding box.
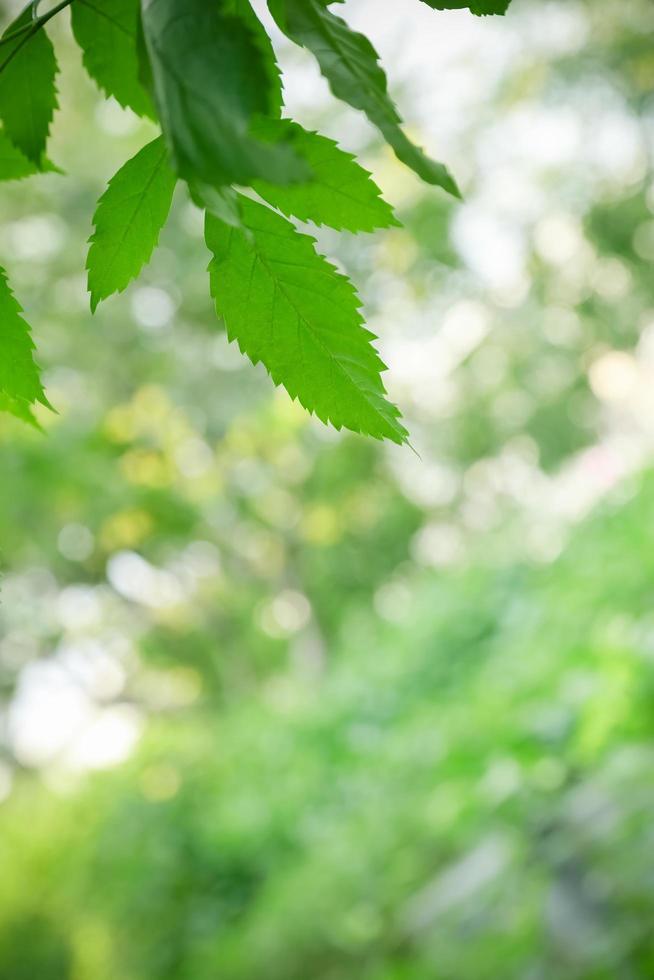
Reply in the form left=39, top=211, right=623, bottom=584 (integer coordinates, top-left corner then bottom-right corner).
left=0, top=0, right=513, bottom=441
left=3, top=4, right=654, bottom=974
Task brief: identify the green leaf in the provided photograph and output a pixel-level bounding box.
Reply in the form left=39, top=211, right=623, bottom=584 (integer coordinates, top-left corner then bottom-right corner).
left=0, top=392, right=41, bottom=429
left=251, top=119, right=399, bottom=233
left=205, top=195, right=407, bottom=444
left=87, top=136, right=177, bottom=312
left=0, top=129, right=58, bottom=182
left=221, top=0, right=283, bottom=118
left=135, top=3, right=155, bottom=96
left=70, top=0, right=155, bottom=118
left=268, top=0, right=460, bottom=197
left=0, top=6, right=58, bottom=164
left=419, top=0, right=512, bottom=12
left=0, top=266, right=50, bottom=413
left=141, top=0, right=309, bottom=188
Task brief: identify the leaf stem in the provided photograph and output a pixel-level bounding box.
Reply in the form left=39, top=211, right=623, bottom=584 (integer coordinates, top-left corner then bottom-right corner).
left=0, top=0, right=74, bottom=73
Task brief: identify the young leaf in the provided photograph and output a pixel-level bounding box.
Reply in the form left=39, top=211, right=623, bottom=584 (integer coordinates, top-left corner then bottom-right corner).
left=87, top=136, right=177, bottom=312
left=0, top=6, right=58, bottom=163
left=70, top=0, right=155, bottom=118
left=0, top=267, right=50, bottom=412
left=141, top=0, right=309, bottom=188
left=268, top=0, right=460, bottom=197
left=419, top=0, right=512, bottom=12
left=0, top=130, right=57, bottom=182
left=251, top=119, right=399, bottom=233
left=205, top=196, right=408, bottom=444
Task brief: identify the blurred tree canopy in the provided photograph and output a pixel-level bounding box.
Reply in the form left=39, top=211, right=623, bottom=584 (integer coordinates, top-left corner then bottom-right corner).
left=1, top=0, right=654, bottom=977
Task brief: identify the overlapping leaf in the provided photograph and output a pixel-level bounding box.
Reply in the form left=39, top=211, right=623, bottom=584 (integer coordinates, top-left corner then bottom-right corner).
left=251, top=119, right=398, bottom=232
left=141, top=0, right=309, bottom=188
left=205, top=196, right=407, bottom=444
left=0, top=6, right=58, bottom=163
left=87, top=136, right=177, bottom=311
left=268, top=0, right=459, bottom=197
left=0, top=268, right=50, bottom=415
left=70, top=0, right=154, bottom=118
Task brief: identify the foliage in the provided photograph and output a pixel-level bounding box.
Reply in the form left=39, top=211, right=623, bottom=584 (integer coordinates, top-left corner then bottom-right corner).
left=87, top=135, right=176, bottom=311
left=0, top=0, right=513, bottom=440
left=0, top=0, right=653, bottom=976
left=0, top=268, right=50, bottom=425
left=205, top=196, right=408, bottom=443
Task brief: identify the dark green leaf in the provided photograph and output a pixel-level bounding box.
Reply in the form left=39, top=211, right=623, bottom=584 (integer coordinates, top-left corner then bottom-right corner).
left=141, top=0, right=309, bottom=188
left=419, top=0, right=512, bottom=13
left=268, top=0, right=460, bottom=197
left=0, top=129, right=57, bottom=182
left=222, top=0, right=283, bottom=118
left=251, top=119, right=399, bottom=233
left=87, top=136, right=177, bottom=311
left=0, top=6, right=58, bottom=163
left=136, top=2, right=155, bottom=96
left=0, top=266, right=50, bottom=413
left=70, top=0, right=155, bottom=118
left=205, top=195, right=407, bottom=444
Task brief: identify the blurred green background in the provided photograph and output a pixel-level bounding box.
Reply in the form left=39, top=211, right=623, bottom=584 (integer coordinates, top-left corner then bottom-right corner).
left=2, top=0, right=654, bottom=976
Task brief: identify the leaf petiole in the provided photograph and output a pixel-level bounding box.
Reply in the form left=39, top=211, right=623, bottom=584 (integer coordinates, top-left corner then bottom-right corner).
left=0, top=0, right=73, bottom=71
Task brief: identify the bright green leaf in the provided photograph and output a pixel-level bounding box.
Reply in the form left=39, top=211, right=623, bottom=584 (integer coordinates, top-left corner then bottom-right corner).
left=205, top=195, right=408, bottom=444
left=0, top=6, right=58, bottom=163
left=0, top=267, right=50, bottom=413
left=268, top=0, right=460, bottom=197
left=70, top=0, right=155, bottom=118
left=251, top=119, right=399, bottom=233
left=87, top=136, right=177, bottom=312
left=141, top=0, right=309, bottom=188
left=0, top=392, right=41, bottom=428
